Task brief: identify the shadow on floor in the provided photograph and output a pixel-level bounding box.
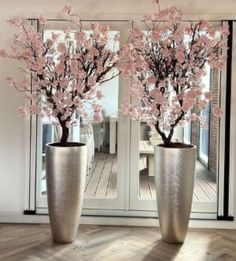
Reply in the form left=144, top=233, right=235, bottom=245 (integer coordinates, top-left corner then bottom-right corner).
left=142, top=239, right=182, bottom=261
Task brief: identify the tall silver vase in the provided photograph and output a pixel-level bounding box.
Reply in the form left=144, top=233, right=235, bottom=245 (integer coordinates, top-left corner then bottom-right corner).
left=154, top=145, right=196, bottom=244
left=46, top=143, right=87, bottom=244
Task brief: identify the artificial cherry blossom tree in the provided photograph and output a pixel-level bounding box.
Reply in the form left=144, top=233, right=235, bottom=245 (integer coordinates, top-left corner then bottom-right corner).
left=0, top=4, right=119, bottom=146
left=119, top=4, right=228, bottom=147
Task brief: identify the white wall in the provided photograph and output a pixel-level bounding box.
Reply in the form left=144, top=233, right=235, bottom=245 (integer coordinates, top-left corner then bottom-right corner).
left=0, top=13, right=26, bottom=216
left=0, top=0, right=236, bottom=225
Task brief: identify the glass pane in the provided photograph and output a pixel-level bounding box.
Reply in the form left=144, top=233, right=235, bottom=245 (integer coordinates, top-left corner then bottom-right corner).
left=199, top=64, right=211, bottom=165
left=185, top=66, right=220, bottom=204
left=39, top=30, right=119, bottom=199
left=84, top=74, right=119, bottom=199
left=138, top=122, right=155, bottom=200
left=199, top=105, right=210, bottom=164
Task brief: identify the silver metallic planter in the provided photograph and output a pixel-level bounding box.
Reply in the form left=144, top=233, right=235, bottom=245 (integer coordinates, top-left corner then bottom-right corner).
left=46, top=142, right=87, bottom=244
left=154, top=145, right=196, bottom=244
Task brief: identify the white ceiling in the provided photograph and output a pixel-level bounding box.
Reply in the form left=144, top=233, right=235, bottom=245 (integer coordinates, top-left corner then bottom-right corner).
left=0, top=0, right=236, bottom=19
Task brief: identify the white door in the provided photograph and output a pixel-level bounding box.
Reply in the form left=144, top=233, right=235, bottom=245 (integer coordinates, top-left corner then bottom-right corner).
left=128, top=22, right=224, bottom=218
left=36, top=20, right=131, bottom=213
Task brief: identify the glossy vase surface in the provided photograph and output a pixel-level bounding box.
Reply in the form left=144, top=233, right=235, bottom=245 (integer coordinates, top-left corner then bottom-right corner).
left=154, top=145, right=196, bottom=243
left=46, top=142, right=87, bottom=243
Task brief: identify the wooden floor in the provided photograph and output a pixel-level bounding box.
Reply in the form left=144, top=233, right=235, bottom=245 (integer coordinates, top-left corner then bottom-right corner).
left=1, top=224, right=236, bottom=261
left=84, top=153, right=217, bottom=202
left=85, top=153, right=117, bottom=199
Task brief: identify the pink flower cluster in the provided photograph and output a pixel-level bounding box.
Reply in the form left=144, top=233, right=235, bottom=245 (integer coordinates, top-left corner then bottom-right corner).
left=119, top=6, right=228, bottom=144
left=0, top=5, right=119, bottom=144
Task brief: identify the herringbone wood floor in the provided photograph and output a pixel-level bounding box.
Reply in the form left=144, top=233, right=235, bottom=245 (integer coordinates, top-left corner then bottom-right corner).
left=0, top=224, right=236, bottom=261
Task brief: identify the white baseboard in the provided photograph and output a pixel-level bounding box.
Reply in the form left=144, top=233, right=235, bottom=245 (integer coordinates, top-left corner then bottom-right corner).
left=80, top=216, right=236, bottom=229
left=0, top=211, right=49, bottom=223
left=0, top=211, right=236, bottom=229
left=0, top=211, right=24, bottom=223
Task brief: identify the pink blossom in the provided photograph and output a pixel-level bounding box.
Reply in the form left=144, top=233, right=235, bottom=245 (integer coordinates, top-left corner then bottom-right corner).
left=152, top=30, right=161, bottom=41
left=176, top=50, right=185, bottom=63
left=130, top=108, right=139, bottom=120
left=84, top=39, right=92, bottom=49
left=62, top=3, right=72, bottom=15
left=51, top=32, right=59, bottom=41
left=120, top=68, right=132, bottom=79
left=70, top=60, right=78, bottom=75
left=93, top=112, right=103, bottom=123
left=98, top=24, right=110, bottom=35
left=92, top=103, right=102, bottom=112
left=221, top=23, right=229, bottom=36
left=17, top=79, right=30, bottom=91
left=59, top=79, right=69, bottom=87
left=146, top=76, right=157, bottom=85
left=39, top=16, right=47, bottom=25
left=57, top=43, right=67, bottom=54
left=65, top=121, right=71, bottom=128
left=47, top=56, right=54, bottom=65
left=65, top=97, right=73, bottom=107
left=54, top=91, right=63, bottom=103
left=213, top=107, right=223, bottom=117
left=150, top=89, right=161, bottom=98
left=185, top=89, right=201, bottom=99
left=198, top=99, right=208, bottom=109
left=131, top=28, right=143, bottom=39
left=172, top=104, right=181, bottom=115
left=75, top=32, right=85, bottom=43
left=143, top=14, right=152, bottom=23
left=6, top=77, right=15, bottom=86
left=30, top=105, right=39, bottom=114
left=97, top=66, right=104, bottom=74
left=120, top=103, right=131, bottom=115
left=87, top=47, right=99, bottom=58
left=78, top=71, right=86, bottom=79
left=204, top=91, right=213, bottom=100
left=90, top=22, right=99, bottom=31
left=0, top=49, right=7, bottom=57
left=189, top=113, right=198, bottom=121
left=17, top=106, right=28, bottom=116
left=75, top=83, right=85, bottom=93
left=182, top=99, right=193, bottom=112
left=7, top=17, right=22, bottom=27
left=55, top=63, right=65, bottom=75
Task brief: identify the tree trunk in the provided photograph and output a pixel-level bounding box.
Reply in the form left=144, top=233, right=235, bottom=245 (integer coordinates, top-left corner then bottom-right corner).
left=154, top=122, right=168, bottom=145
left=60, top=124, right=69, bottom=146
left=163, top=138, right=173, bottom=147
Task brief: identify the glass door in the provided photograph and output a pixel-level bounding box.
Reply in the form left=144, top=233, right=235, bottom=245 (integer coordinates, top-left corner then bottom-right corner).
left=36, top=20, right=131, bottom=213
left=34, top=19, right=228, bottom=219
left=129, top=22, right=223, bottom=217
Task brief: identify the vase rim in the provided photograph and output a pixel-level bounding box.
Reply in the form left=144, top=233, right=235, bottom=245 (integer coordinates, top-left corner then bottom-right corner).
left=156, top=143, right=196, bottom=150
left=46, top=142, right=86, bottom=148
